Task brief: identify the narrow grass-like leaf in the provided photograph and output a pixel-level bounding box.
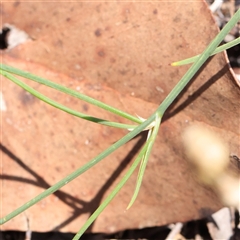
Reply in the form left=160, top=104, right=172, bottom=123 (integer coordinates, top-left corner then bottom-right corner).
left=127, top=114, right=161, bottom=210
left=0, top=64, right=142, bottom=124
left=72, top=134, right=150, bottom=240
left=171, top=37, right=240, bottom=66
left=157, top=8, right=240, bottom=115
left=0, top=70, right=137, bottom=130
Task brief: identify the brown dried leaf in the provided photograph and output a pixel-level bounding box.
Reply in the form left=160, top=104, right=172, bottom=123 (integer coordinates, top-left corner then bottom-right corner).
left=1, top=0, right=239, bottom=233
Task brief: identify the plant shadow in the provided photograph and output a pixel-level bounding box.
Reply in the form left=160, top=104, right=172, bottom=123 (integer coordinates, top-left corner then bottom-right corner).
left=0, top=131, right=148, bottom=231
left=163, top=63, right=231, bottom=122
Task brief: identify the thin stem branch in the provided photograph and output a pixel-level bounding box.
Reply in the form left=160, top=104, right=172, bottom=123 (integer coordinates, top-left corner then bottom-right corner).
left=157, top=8, right=240, bottom=115
left=172, top=37, right=240, bottom=66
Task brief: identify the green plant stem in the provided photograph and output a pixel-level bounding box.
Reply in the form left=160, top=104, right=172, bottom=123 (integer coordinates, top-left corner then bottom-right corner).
left=0, top=70, right=137, bottom=130
left=171, top=37, right=240, bottom=66
left=157, top=8, right=240, bottom=115
left=73, top=113, right=161, bottom=239
left=0, top=64, right=142, bottom=124
left=0, top=112, right=156, bottom=225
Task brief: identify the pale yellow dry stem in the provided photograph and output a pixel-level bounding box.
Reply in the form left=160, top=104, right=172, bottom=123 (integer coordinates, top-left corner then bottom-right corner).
left=182, top=125, right=239, bottom=209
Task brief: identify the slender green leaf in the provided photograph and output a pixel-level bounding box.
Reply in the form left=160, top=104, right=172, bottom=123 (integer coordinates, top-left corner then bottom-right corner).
left=0, top=64, right=142, bottom=124
left=127, top=114, right=161, bottom=209
left=73, top=134, right=150, bottom=240
left=0, top=70, right=137, bottom=129
left=171, top=37, right=240, bottom=66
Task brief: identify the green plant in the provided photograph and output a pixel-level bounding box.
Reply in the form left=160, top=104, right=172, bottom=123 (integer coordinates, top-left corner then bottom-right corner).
left=0, top=9, right=239, bottom=239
